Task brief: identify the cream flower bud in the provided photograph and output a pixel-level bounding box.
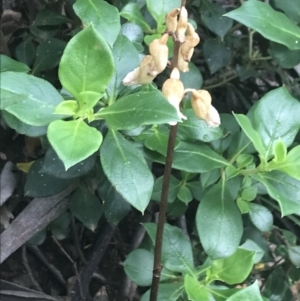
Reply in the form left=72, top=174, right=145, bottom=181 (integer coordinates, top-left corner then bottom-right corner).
left=165, top=8, right=180, bottom=33
left=162, top=68, right=187, bottom=124
left=177, top=7, right=188, bottom=43
left=180, top=23, right=200, bottom=62
left=123, top=55, right=157, bottom=86
left=186, top=89, right=220, bottom=127
left=149, top=33, right=169, bottom=74
left=177, top=49, right=189, bottom=72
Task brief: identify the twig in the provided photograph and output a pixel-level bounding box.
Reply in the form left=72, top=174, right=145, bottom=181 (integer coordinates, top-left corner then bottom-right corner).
left=21, top=245, right=43, bottom=292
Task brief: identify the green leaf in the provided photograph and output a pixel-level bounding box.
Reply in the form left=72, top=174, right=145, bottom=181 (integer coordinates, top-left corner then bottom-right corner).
left=270, top=0, right=300, bottom=23
left=269, top=42, right=300, bottom=69
left=210, top=248, right=255, bottom=284
left=201, top=1, right=233, bottom=39
left=209, top=287, right=239, bottom=301
left=41, top=147, right=96, bottom=179
left=196, top=182, right=243, bottom=259
left=151, top=175, right=181, bottom=203
left=2, top=111, right=47, bottom=137
left=203, top=38, right=231, bottom=74
left=180, top=62, right=203, bottom=90
left=73, top=0, right=120, bottom=47
left=241, top=187, right=257, bottom=201
left=253, top=87, right=300, bottom=159
left=50, top=212, right=71, bottom=240
left=34, top=8, right=70, bottom=26
left=252, top=171, right=300, bottom=216
left=141, top=283, right=183, bottom=301
left=120, top=3, right=152, bottom=32
left=177, top=109, right=223, bottom=143
left=24, top=159, right=72, bottom=197
left=54, top=100, right=78, bottom=116
left=272, top=139, right=287, bottom=163
left=106, top=35, right=140, bottom=100
left=236, top=154, right=254, bottom=169
left=146, top=0, right=181, bottom=28
left=172, top=142, right=229, bottom=173
left=0, top=72, right=65, bottom=126
left=288, top=246, right=300, bottom=267
left=97, top=169, right=131, bottom=225
left=184, top=274, right=211, bottom=301
left=121, top=23, right=144, bottom=44
left=143, top=223, right=194, bottom=273
left=58, top=25, right=114, bottom=100
left=0, top=55, right=30, bottom=73
left=32, top=38, right=66, bottom=74
left=240, top=239, right=265, bottom=264
left=47, top=120, right=103, bottom=170
left=177, top=185, right=193, bottom=204
left=249, top=203, right=273, bottom=232
left=201, top=169, right=221, bottom=188
left=224, top=0, right=300, bottom=51
left=233, top=113, right=265, bottom=156
left=227, top=281, right=263, bottom=301
left=100, top=130, right=154, bottom=213
left=15, top=40, right=36, bottom=67
left=70, top=185, right=102, bottom=231
left=96, top=91, right=180, bottom=130
left=237, top=198, right=250, bottom=214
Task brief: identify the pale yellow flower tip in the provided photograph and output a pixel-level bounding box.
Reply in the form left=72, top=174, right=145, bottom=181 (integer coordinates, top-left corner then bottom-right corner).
left=165, top=8, right=180, bottom=33
left=180, top=23, right=200, bottom=62
left=177, top=6, right=188, bottom=43
left=149, top=34, right=169, bottom=74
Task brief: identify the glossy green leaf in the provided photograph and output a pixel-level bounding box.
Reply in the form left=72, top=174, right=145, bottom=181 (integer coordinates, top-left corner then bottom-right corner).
left=272, top=139, right=287, bottom=163
left=180, top=62, right=203, bottom=90
left=269, top=42, right=300, bottom=69
left=97, top=170, right=131, bottom=225
left=288, top=246, right=300, bottom=267
left=252, top=171, right=300, bottom=216
left=54, top=100, right=78, bottom=116
left=59, top=25, right=114, bottom=100
left=249, top=203, right=273, bottom=232
left=41, top=147, right=96, bottom=179
left=209, top=287, right=239, bottom=301
left=0, top=55, right=30, bottom=73
left=106, top=35, right=140, bottom=100
left=32, top=38, right=66, bottom=74
left=253, top=87, right=300, bottom=159
left=172, top=142, right=229, bottom=173
left=177, top=109, right=223, bottom=143
left=24, top=159, right=72, bottom=197
left=201, top=1, right=233, bottom=39
left=210, top=248, right=255, bottom=284
left=70, top=185, right=102, bottom=231
left=120, top=3, right=152, bottom=32
left=270, top=0, right=300, bottom=23
left=237, top=198, right=250, bottom=214
left=203, top=38, right=231, bottom=74
left=50, top=212, right=71, bottom=240
left=96, top=91, right=180, bottom=129
left=121, top=23, right=144, bottom=43
left=225, top=0, right=300, bottom=50
left=2, top=111, right=47, bottom=137
left=227, top=281, right=263, bottom=301
left=241, top=187, right=257, bottom=201
left=240, top=239, right=265, bottom=264
left=0, top=72, right=64, bottom=126
left=141, top=283, right=183, bottom=301
left=236, top=154, right=254, bottom=169
left=184, top=274, right=211, bottom=301
left=73, top=0, right=120, bottom=47
left=196, top=182, right=243, bottom=259
left=167, top=199, right=188, bottom=217
left=143, top=223, right=194, bottom=272
left=201, top=169, right=221, bottom=188
left=177, top=185, right=193, bottom=204
left=146, top=0, right=181, bottom=27
left=27, top=229, right=47, bottom=246
left=233, top=113, right=264, bottom=156
left=100, top=130, right=153, bottom=213
left=187, top=181, right=204, bottom=201
left=151, top=175, right=181, bottom=203
left=15, top=40, right=36, bottom=67
left=47, top=120, right=103, bottom=170
left=34, top=8, right=70, bottom=26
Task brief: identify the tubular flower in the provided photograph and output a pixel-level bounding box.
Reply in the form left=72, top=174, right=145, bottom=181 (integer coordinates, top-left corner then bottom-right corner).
left=162, top=68, right=187, bottom=125
left=123, top=55, right=157, bottom=86
left=149, top=33, right=169, bottom=74
left=186, top=89, right=221, bottom=127
left=176, top=6, right=188, bottom=43
left=180, top=23, right=200, bottom=62
left=165, top=8, right=180, bottom=33
left=177, top=49, right=189, bottom=72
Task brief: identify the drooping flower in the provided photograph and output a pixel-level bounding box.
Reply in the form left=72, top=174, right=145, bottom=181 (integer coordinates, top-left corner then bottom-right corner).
left=177, top=6, right=188, bottom=43
left=180, top=23, right=200, bottom=62
left=165, top=8, right=180, bottom=33
left=149, top=33, right=169, bottom=74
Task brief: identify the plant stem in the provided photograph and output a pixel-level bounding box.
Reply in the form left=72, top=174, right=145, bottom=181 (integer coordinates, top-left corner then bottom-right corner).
left=203, top=74, right=238, bottom=90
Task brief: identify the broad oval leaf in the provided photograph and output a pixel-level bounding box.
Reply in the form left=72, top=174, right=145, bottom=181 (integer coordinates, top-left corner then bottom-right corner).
left=152, top=175, right=181, bottom=203
left=15, top=40, right=36, bottom=67
left=96, top=91, right=180, bottom=130
left=227, top=281, right=264, bottom=301
left=47, top=120, right=103, bottom=170
left=270, top=0, right=300, bottom=24
left=249, top=203, right=273, bottom=232
left=253, top=86, right=300, bottom=159
left=0, top=55, right=30, bottom=73
left=172, top=142, right=229, bottom=173
left=141, top=283, right=183, bottom=301
left=180, top=62, right=203, bottom=90
left=73, top=0, right=120, bottom=47
left=100, top=130, right=154, bottom=213
left=225, top=0, right=300, bottom=50
left=0, top=71, right=64, bottom=126
left=58, top=25, right=114, bottom=100
left=184, top=274, right=212, bottom=301
left=196, top=182, right=243, bottom=259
